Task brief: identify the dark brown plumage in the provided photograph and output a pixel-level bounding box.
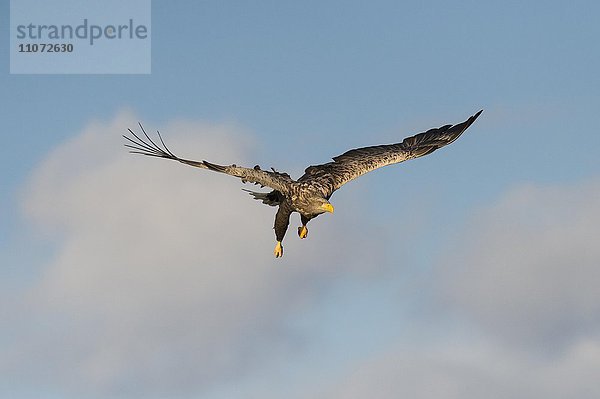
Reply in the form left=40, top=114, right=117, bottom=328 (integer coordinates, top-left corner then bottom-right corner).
left=124, top=110, right=482, bottom=257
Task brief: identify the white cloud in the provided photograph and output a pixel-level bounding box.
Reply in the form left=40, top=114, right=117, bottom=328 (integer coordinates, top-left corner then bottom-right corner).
left=8, top=112, right=599, bottom=399
left=312, top=336, right=600, bottom=399
left=3, top=112, right=378, bottom=398
left=436, top=180, right=600, bottom=349
left=304, top=177, right=600, bottom=399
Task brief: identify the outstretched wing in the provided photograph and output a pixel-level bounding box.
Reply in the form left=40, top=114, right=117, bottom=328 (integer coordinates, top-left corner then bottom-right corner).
left=300, top=110, right=482, bottom=197
left=123, top=123, right=295, bottom=194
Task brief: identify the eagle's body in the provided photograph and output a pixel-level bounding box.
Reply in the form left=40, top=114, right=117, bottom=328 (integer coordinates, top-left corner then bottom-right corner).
left=124, top=110, right=482, bottom=257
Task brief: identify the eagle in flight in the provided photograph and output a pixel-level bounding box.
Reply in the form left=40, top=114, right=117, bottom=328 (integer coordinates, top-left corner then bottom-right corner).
left=124, top=110, right=482, bottom=258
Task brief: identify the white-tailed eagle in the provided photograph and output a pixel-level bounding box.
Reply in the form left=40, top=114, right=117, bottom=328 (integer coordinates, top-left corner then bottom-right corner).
left=124, top=110, right=482, bottom=257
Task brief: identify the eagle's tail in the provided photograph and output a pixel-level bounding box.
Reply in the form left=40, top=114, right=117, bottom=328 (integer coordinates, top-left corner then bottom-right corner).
left=243, top=189, right=283, bottom=206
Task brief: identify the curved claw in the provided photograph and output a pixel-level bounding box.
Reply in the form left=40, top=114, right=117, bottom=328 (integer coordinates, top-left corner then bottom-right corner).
left=297, top=226, right=308, bottom=239
left=274, top=241, right=284, bottom=258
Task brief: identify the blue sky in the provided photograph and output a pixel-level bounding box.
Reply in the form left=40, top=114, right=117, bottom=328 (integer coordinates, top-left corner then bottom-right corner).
left=2, top=1, right=600, bottom=398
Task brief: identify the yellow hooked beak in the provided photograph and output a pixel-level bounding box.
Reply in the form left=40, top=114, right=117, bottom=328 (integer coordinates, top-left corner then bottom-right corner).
left=321, top=203, right=334, bottom=213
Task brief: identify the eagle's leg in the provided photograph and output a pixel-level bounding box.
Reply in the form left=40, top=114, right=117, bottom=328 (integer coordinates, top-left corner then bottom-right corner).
left=274, top=241, right=283, bottom=258
left=273, top=204, right=292, bottom=258
left=298, top=215, right=311, bottom=239
left=297, top=226, right=308, bottom=239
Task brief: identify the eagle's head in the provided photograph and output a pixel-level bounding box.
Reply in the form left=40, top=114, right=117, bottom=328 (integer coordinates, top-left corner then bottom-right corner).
left=314, top=198, right=334, bottom=215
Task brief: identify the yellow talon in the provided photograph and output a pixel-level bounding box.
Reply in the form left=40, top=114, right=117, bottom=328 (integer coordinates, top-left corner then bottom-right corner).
left=298, top=225, right=308, bottom=239
left=274, top=241, right=284, bottom=258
